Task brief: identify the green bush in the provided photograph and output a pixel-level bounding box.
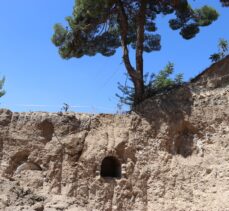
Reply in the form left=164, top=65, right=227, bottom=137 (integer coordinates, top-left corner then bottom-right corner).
left=116, top=62, right=183, bottom=109
left=209, top=38, right=228, bottom=63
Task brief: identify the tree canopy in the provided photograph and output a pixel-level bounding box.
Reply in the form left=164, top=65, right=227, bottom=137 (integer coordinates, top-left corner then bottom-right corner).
left=52, top=0, right=226, bottom=105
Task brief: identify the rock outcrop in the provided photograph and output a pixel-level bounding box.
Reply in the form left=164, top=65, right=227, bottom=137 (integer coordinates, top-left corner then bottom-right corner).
left=0, top=56, right=229, bottom=211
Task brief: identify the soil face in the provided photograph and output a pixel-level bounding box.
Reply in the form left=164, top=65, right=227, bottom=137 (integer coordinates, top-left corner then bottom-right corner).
left=0, top=56, right=229, bottom=211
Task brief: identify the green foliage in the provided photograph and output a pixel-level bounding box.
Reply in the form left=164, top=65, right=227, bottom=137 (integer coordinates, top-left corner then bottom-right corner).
left=209, top=53, right=221, bottom=63
left=0, top=77, right=6, bottom=98
left=116, top=63, right=183, bottom=107
left=219, top=38, right=229, bottom=53
left=52, top=1, right=219, bottom=58
left=195, top=6, right=219, bottom=26
left=220, top=0, right=229, bottom=7
left=52, top=0, right=221, bottom=105
left=153, top=62, right=178, bottom=89
left=209, top=38, right=228, bottom=63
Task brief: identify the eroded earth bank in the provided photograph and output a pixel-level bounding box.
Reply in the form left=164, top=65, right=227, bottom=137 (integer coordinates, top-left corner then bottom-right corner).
left=0, top=57, right=229, bottom=210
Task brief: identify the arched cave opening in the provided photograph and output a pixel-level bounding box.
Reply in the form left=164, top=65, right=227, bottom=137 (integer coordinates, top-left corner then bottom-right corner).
left=100, top=156, right=121, bottom=178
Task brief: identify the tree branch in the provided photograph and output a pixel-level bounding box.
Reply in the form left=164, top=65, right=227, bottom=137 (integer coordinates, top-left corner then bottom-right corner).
left=116, top=0, right=137, bottom=80
left=136, top=0, right=147, bottom=77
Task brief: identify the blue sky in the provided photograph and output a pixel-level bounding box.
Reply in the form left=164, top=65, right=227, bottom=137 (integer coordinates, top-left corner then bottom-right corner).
left=0, top=1, right=228, bottom=113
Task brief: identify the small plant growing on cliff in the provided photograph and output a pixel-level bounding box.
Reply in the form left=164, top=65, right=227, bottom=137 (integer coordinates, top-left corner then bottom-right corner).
left=0, top=77, right=6, bottom=98
left=209, top=38, right=228, bottom=63
left=116, top=62, right=183, bottom=108
left=61, top=103, right=70, bottom=112
left=151, top=62, right=183, bottom=90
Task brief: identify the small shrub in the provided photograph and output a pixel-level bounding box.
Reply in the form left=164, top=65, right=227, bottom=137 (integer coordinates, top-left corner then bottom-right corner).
left=116, top=62, right=184, bottom=110
left=209, top=38, right=228, bottom=63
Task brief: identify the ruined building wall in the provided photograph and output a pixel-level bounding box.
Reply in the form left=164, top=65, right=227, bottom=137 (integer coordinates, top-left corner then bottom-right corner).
left=0, top=56, right=229, bottom=211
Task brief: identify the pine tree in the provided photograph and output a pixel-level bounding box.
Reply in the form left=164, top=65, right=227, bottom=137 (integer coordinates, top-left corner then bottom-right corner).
left=52, top=0, right=220, bottom=105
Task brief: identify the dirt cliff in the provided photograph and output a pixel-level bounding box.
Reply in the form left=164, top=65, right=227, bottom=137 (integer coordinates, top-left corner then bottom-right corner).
left=0, top=56, right=229, bottom=211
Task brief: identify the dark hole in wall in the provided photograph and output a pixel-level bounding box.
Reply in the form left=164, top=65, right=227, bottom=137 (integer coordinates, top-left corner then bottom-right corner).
left=37, top=119, right=54, bottom=141
left=4, top=150, right=29, bottom=176
left=100, top=156, right=121, bottom=178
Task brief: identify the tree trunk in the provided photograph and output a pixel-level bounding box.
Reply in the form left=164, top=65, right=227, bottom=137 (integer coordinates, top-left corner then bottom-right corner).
left=117, top=0, right=146, bottom=106
left=134, top=0, right=147, bottom=105
left=133, top=76, right=144, bottom=105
